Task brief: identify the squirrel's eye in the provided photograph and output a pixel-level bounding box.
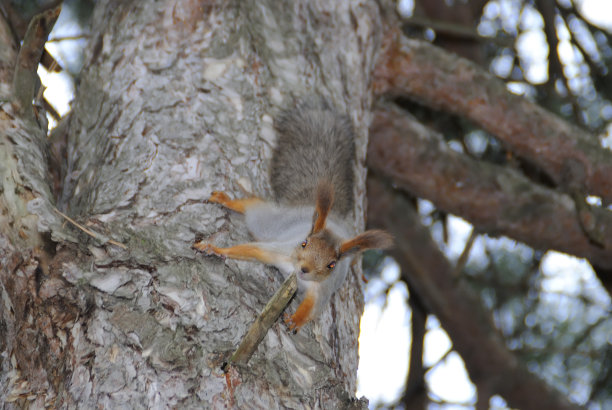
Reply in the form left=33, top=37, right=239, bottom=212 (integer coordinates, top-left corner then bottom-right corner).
left=327, top=261, right=336, bottom=270
left=301, top=240, right=307, bottom=248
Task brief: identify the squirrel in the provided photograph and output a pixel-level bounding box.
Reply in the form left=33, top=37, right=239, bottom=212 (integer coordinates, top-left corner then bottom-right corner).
left=193, top=99, right=393, bottom=331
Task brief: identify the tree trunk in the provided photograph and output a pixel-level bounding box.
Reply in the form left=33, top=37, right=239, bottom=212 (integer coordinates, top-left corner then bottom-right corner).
left=0, top=0, right=382, bottom=407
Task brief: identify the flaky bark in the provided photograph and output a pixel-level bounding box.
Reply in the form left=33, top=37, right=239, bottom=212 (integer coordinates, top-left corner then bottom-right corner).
left=1, top=0, right=381, bottom=407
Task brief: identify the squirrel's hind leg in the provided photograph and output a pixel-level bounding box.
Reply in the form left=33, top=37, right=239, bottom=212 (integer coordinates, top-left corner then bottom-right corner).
left=208, top=191, right=264, bottom=214
left=194, top=241, right=291, bottom=267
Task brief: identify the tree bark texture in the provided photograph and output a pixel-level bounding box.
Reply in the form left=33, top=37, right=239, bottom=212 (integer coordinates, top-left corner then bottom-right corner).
left=1, top=0, right=382, bottom=408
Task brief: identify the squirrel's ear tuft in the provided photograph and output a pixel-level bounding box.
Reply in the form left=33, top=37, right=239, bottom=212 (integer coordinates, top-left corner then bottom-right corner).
left=311, top=180, right=334, bottom=234
left=339, top=230, right=393, bottom=257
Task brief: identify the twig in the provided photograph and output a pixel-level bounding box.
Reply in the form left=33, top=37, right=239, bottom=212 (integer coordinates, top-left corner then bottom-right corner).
left=12, top=6, right=61, bottom=119
left=454, top=227, right=477, bottom=276
left=42, top=98, right=61, bottom=121
left=228, top=273, right=298, bottom=366
left=571, top=192, right=605, bottom=248
left=47, top=34, right=90, bottom=43
left=535, top=0, right=585, bottom=126
left=53, top=208, right=128, bottom=249
left=402, top=17, right=513, bottom=47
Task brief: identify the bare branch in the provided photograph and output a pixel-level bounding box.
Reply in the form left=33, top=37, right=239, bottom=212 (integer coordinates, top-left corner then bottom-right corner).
left=12, top=6, right=60, bottom=119
left=368, top=105, right=612, bottom=270
left=402, top=17, right=511, bottom=47
left=229, top=274, right=297, bottom=366
left=373, top=30, right=612, bottom=203
left=400, top=290, right=428, bottom=409
left=454, top=228, right=477, bottom=277
left=534, top=0, right=583, bottom=125
left=366, top=176, right=581, bottom=410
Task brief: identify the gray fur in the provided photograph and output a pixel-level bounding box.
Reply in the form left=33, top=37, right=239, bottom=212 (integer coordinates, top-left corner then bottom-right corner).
left=270, top=99, right=356, bottom=216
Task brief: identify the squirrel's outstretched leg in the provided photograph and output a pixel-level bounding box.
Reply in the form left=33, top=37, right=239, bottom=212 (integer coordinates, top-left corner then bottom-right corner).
left=208, top=191, right=264, bottom=214
left=193, top=241, right=291, bottom=266
left=285, top=290, right=315, bottom=332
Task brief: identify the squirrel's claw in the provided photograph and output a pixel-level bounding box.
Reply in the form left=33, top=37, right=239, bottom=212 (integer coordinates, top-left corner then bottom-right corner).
left=208, top=191, right=230, bottom=205
left=193, top=241, right=225, bottom=259
left=283, top=313, right=300, bottom=334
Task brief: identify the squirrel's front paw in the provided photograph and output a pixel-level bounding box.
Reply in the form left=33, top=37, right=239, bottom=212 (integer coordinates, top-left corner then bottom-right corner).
left=283, top=313, right=301, bottom=334
left=193, top=241, right=225, bottom=259
left=208, top=191, right=230, bottom=205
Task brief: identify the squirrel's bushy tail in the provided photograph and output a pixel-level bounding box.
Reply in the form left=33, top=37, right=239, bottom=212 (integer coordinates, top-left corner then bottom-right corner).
left=270, top=99, right=355, bottom=216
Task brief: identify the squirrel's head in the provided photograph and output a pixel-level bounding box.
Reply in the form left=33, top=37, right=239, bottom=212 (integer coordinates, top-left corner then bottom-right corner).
left=295, top=181, right=393, bottom=282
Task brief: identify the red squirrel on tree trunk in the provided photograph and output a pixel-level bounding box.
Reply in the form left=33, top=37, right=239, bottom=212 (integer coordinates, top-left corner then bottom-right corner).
left=194, top=99, right=393, bottom=331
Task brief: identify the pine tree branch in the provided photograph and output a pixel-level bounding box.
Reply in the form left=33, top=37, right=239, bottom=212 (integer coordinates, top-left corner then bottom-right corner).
left=366, top=176, right=582, bottom=410
left=368, top=104, right=612, bottom=272
left=373, top=29, right=612, bottom=204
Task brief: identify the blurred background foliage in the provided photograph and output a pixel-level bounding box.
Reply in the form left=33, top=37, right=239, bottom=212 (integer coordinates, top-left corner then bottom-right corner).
left=362, top=0, right=611, bottom=408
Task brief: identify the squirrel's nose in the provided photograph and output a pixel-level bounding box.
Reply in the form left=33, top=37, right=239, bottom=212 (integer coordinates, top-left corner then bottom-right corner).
left=301, top=266, right=309, bottom=274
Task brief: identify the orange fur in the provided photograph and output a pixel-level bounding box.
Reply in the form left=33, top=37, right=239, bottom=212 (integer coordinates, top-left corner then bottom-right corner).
left=286, top=291, right=315, bottom=331
left=194, top=242, right=283, bottom=265
left=208, top=191, right=263, bottom=214
left=339, top=230, right=393, bottom=256
left=312, top=182, right=334, bottom=234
